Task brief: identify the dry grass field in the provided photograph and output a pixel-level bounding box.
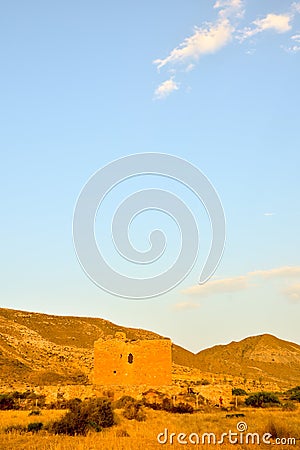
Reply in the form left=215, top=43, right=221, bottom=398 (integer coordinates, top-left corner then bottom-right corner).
left=0, top=407, right=299, bottom=450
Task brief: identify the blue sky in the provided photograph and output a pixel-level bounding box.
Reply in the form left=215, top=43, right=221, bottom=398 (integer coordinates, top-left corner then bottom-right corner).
left=1, top=0, right=300, bottom=351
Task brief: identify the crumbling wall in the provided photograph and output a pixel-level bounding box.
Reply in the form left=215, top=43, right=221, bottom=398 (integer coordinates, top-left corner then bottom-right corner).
left=94, top=333, right=172, bottom=386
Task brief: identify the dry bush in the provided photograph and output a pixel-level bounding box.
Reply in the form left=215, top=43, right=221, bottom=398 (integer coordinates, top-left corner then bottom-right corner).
left=265, top=419, right=294, bottom=439
left=116, top=428, right=130, bottom=437
left=50, top=398, right=115, bottom=435
left=113, top=395, right=135, bottom=409
left=282, top=401, right=297, bottom=411
left=123, top=401, right=146, bottom=422
left=4, top=424, right=27, bottom=434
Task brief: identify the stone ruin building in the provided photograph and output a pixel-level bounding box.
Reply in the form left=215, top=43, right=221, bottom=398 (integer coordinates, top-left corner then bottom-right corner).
left=93, top=332, right=172, bottom=386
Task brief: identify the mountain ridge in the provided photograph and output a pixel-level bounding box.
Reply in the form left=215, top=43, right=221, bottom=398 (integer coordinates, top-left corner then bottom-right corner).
left=0, top=307, right=299, bottom=388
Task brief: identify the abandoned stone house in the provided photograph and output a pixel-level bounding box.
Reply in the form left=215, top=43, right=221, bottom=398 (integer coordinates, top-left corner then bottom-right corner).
left=93, top=332, right=172, bottom=386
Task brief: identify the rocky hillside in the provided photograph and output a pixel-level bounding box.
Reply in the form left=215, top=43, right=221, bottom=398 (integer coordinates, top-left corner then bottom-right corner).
left=0, top=308, right=299, bottom=389
left=0, top=307, right=191, bottom=388
left=195, top=333, right=300, bottom=386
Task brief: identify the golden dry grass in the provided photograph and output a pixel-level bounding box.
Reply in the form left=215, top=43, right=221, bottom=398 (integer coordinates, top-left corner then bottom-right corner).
left=0, top=407, right=299, bottom=450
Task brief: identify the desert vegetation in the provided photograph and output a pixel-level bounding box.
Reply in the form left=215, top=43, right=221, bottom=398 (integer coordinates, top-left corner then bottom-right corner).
left=0, top=388, right=299, bottom=449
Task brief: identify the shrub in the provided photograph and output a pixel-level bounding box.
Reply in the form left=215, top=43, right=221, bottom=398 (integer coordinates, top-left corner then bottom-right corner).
left=232, top=388, right=247, bottom=396
left=265, top=420, right=293, bottom=439
left=50, top=397, right=115, bottom=435
left=27, top=422, right=43, bottom=433
left=286, top=386, right=300, bottom=394
left=64, top=398, right=82, bottom=410
left=143, top=401, right=161, bottom=410
left=102, top=390, right=115, bottom=400
left=5, top=424, right=27, bottom=434
left=285, top=386, right=300, bottom=402
left=29, top=410, right=41, bottom=416
left=162, top=397, right=173, bottom=412
left=113, top=395, right=135, bottom=409
left=143, top=397, right=194, bottom=414
left=116, top=429, right=130, bottom=437
left=282, top=401, right=297, bottom=411
left=290, top=392, right=300, bottom=402
left=0, top=391, right=46, bottom=410
left=123, top=400, right=146, bottom=421
left=245, top=392, right=280, bottom=408
left=0, top=394, right=15, bottom=410
left=173, top=402, right=194, bottom=414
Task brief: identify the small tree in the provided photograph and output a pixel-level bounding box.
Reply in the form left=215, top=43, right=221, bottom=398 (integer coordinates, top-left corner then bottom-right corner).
left=232, top=388, right=247, bottom=396
left=245, top=392, right=280, bottom=408
left=287, top=386, right=300, bottom=402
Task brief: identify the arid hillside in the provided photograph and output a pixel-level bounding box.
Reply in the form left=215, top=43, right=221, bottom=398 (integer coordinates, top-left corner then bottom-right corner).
left=0, top=308, right=299, bottom=389
left=0, top=307, right=191, bottom=387
left=195, top=333, right=300, bottom=385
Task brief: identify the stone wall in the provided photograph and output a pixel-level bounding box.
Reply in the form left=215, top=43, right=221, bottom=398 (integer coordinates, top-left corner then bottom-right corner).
left=94, top=332, right=172, bottom=386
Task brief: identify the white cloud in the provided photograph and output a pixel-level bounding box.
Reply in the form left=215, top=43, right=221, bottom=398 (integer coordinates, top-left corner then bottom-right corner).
left=285, top=33, right=300, bottom=52
left=291, top=2, right=300, bottom=14
left=291, top=33, right=300, bottom=41
left=254, top=13, right=292, bottom=33
left=153, top=1, right=298, bottom=98
left=283, top=33, right=300, bottom=52
left=245, top=48, right=256, bottom=55
left=249, top=266, right=300, bottom=278
left=178, top=266, right=300, bottom=308
left=241, top=13, right=292, bottom=40
left=153, top=0, right=243, bottom=75
left=154, top=77, right=179, bottom=99
left=173, top=301, right=200, bottom=311
left=185, top=63, right=195, bottom=72
left=283, top=283, right=300, bottom=301
left=264, top=212, right=275, bottom=216
left=283, top=44, right=300, bottom=53
left=214, top=0, right=243, bottom=9
left=182, top=275, right=248, bottom=297
left=154, top=19, right=234, bottom=71
left=214, top=0, right=244, bottom=20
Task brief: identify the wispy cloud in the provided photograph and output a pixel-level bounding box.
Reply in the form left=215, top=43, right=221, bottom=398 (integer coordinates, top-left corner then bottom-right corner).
left=154, top=20, right=234, bottom=71
left=283, top=282, right=300, bottom=301
left=173, top=301, right=200, bottom=311
left=154, top=77, right=179, bottom=99
left=153, top=1, right=300, bottom=98
left=214, top=0, right=244, bottom=19
left=264, top=212, right=275, bottom=216
left=292, top=2, right=300, bottom=14
left=249, top=266, right=300, bottom=278
left=153, top=0, right=243, bottom=98
left=182, top=275, right=248, bottom=297
left=283, top=33, right=300, bottom=52
left=240, top=13, right=292, bottom=41
left=175, top=266, right=300, bottom=309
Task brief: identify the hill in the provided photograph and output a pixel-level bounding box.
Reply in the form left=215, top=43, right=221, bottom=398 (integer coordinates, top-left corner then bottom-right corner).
left=0, top=307, right=194, bottom=388
left=195, top=333, right=300, bottom=386
left=0, top=307, right=299, bottom=389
